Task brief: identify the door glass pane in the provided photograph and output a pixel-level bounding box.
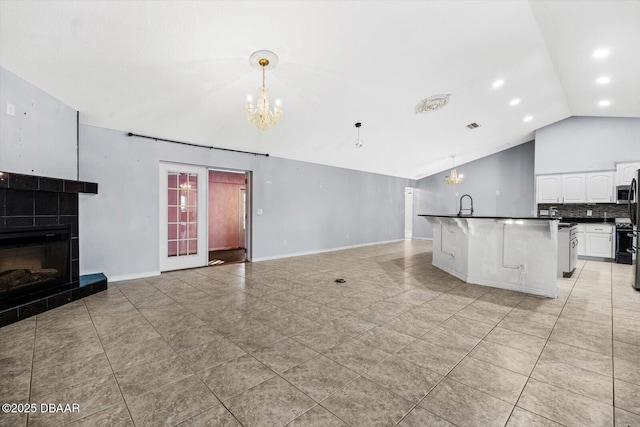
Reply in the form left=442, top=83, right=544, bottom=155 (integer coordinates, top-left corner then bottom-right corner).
left=168, top=188, right=178, bottom=205
left=168, top=241, right=177, bottom=257
left=168, top=171, right=198, bottom=257
left=168, top=207, right=178, bottom=222
left=168, top=224, right=177, bottom=240
left=188, top=223, right=197, bottom=239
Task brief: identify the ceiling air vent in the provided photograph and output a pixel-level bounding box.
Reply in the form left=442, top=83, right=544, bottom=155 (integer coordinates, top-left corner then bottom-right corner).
left=466, top=122, right=481, bottom=129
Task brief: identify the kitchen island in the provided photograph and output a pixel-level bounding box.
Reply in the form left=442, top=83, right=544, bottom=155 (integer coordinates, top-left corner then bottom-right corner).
left=419, top=215, right=559, bottom=298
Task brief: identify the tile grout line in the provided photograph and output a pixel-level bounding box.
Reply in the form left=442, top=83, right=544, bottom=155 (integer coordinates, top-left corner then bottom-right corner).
left=99, top=282, right=222, bottom=425
left=610, top=261, right=616, bottom=427
left=133, top=278, right=266, bottom=426
left=126, top=278, right=248, bottom=427
left=29, top=241, right=624, bottom=427
left=146, top=271, right=349, bottom=426
left=28, top=305, right=115, bottom=425
left=187, top=256, right=437, bottom=425
left=28, top=297, right=139, bottom=426
left=506, top=261, right=588, bottom=426
left=81, top=295, right=138, bottom=427
left=26, top=316, right=37, bottom=427
left=392, top=287, right=532, bottom=426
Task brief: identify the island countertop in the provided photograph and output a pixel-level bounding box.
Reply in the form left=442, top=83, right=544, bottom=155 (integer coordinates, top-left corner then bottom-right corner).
left=418, top=214, right=559, bottom=221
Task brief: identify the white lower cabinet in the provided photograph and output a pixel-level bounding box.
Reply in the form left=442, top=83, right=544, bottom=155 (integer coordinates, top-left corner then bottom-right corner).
left=577, top=225, right=586, bottom=257
left=584, top=224, right=614, bottom=258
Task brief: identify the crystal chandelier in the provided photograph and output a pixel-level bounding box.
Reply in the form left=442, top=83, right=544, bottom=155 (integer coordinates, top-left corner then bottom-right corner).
left=246, top=50, right=282, bottom=131
left=444, top=155, right=464, bottom=185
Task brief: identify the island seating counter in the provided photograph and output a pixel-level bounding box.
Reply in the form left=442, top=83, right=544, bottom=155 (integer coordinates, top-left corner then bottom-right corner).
left=419, top=215, right=560, bottom=298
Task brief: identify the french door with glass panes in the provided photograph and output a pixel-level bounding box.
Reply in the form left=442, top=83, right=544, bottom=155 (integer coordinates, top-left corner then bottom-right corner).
left=159, top=162, right=207, bottom=271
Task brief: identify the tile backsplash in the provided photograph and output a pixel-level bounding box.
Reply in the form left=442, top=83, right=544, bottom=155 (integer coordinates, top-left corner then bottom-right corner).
left=537, top=203, right=630, bottom=219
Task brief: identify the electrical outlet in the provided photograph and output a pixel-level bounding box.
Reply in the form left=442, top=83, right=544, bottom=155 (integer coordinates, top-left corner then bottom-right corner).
left=283, top=240, right=287, bottom=246
left=587, top=210, right=593, bottom=216
left=257, top=208, right=263, bottom=216
left=6, top=103, right=15, bottom=116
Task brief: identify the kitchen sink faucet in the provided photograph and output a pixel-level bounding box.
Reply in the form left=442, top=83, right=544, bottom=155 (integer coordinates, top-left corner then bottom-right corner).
left=458, top=194, right=474, bottom=216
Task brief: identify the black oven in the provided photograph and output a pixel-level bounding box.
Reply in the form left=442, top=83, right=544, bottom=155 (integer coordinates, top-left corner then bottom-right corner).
left=616, top=223, right=634, bottom=265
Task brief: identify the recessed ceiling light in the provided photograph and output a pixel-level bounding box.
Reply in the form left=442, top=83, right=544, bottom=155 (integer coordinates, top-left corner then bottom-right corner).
left=509, top=98, right=521, bottom=106
left=523, top=116, right=533, bottom=122
left=596, top=76, right=610, bottom=84
left=599, top=100, right=611, bottom=107
left=492, top=80, right=504, bottom=88
left=593, top=48, right=610, bottom=59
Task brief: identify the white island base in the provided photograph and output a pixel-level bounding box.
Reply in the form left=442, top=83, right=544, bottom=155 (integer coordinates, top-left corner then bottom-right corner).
left=422, top=216, right=558, bottom=298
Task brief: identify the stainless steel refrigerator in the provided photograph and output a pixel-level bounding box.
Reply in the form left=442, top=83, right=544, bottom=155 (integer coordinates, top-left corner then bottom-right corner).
left=631, top=169, right=639, bottom=290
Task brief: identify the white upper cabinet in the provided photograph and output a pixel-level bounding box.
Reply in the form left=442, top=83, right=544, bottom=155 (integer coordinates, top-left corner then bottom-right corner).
left=537, top=175, right=562, bottom=204
left=562, top=174, right=586, bottom=203
left=537, top=171, right=615, bottom=204
left=586, top=171, right=615, bottom=203
left=616, top=161, right=640, bottom=186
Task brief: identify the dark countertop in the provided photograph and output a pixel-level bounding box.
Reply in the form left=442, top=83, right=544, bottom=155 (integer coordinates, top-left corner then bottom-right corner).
left=555, top=217, right=616, bottom=224
left=418, top=215, right=558, bottom=221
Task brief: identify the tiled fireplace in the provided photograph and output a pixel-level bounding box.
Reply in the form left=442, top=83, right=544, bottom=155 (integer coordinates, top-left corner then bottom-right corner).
left=0, top=171, right=107, bottom=327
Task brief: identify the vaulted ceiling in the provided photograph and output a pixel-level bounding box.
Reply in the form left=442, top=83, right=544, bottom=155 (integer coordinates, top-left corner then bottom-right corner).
left=1, top=1, right=638, bottom=179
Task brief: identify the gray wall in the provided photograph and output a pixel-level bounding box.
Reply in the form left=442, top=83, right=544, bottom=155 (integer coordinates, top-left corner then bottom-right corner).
left=0, top=67, right=78, bottom=179
left=535, top=116, right=640, bottom=175
left=79, top=125, right=412, bottom=279
left=0, top=67, right=412, bottom=280
left=413, top=141, right=536, bottom=238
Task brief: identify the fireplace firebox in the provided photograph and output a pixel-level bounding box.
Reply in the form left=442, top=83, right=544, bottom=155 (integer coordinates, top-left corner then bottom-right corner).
left=0, top=225, right=71, bottom=301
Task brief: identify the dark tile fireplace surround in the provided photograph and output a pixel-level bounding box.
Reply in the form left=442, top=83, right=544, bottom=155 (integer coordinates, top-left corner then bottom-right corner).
left=0, top=171, right=107, bottom=327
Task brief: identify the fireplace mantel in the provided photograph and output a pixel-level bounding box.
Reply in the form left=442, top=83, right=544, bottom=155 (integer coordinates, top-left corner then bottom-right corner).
left=0, top=170, right=98, bottom=194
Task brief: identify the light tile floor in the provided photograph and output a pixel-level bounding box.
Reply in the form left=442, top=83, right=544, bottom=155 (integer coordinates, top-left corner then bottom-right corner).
left=1, top=240, right=639, bottom=426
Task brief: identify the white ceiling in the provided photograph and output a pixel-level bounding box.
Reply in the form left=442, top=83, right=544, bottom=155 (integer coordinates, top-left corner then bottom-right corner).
left=1, top=1, right=638, bottom=179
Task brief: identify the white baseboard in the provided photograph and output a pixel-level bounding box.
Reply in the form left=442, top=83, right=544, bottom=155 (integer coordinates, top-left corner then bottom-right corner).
left=108, top=271, right=161, bottom=282
left=411, top=237, right=433, bottom=240
left=252, top=239, right=405, bottom=262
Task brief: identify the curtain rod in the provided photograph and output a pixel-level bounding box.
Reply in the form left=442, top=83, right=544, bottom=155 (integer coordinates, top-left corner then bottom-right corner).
left=126, top=132, right=269, bottom=157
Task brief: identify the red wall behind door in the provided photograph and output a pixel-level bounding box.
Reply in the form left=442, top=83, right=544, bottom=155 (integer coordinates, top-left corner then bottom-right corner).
left=208, top=171, right=245, bottom=250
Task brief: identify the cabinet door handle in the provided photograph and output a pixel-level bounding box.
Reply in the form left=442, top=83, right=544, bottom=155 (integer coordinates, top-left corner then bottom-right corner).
left=609, top=235, right=612, bottom=242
